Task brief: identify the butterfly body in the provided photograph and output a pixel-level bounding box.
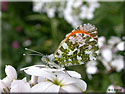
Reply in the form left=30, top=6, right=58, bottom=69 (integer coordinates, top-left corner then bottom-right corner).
left=41, top=23, right=99, bottom=68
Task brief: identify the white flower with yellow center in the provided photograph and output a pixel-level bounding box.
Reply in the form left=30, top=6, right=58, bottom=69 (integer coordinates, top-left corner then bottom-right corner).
left=21, top=65, right=87, bottom=93
left=31, top=71, right=87, bottom=93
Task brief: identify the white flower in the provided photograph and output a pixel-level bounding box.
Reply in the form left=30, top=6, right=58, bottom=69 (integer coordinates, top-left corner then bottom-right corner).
left=21, top=65, right=87, bottom=92
left=86, top=61, right=97, bottom=74
left=98, top=36, right=106, bottom=48
left=98, top=36, right=124, bottom=72
left=101, top=48, right=112, bottom=62
left=33, top=0, right=43, bottom=12
left=108, top=36, right=121, bottom=45
left=21, top=65, right=81, bottom=80
left=86, top=67, right=97, bottom=75
left=0, top=80, right=9, bottom=93
left=117, top=41, right=124, bottom=51
left=73, top=0, right=82, bottom=8
left=10, top=80, right=31, bottom=92
left=46, top=7, right=56, bottom=18
left=110, top=56, right=124, bottom=72
left=21, top=65, right=63, bottom=79
left=101, top=55, right=124, bottom=72
left=80, top=5, right=95, bottom=20
left=31, top=71, right=87, bottom=92
left=21, top=65, right=65, bottom=85
left=79, top=6, right=88, bottom=19
left=21, top=65, right=82, bottom=79
left=5, top=65, right=17, bottom=81
left=101, top=59, right=111, bottom=71
left=32, top=0, right=100, bottom=27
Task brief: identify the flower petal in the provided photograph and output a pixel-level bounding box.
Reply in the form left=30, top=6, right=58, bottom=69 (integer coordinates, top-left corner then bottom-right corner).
left=20, top=65, right=47, bottom=71
left=101, top=48, right=112, bottom=62
left=102, top=59, right=111, bottom=71
left=98, top=36, right=106, bottom=48
left=108, top=36, right=121, bottom=45
left=5, top=65, right=17, bottom=81
left=38, top=77, right=46, bottom=83
left=86, top=66, right=97, bottom=74
left=55, top=72, right=77, bottom=85
left=72, top=78, right=87, bottom=91
left=111, top=56, right=124, bottom=72
left=117, top=41, right=124, bottom=51
left=23, top=66, right=54, bottom=79
left=42, top=67, right=65, bottom=72
left=67, top=71, right=81, bottom=78
left=31, top=82, right=52, bottom=92
left=61, top=84, right=81, bottom=92
left=2, top=77, right=11, bottom=88
left=10, top=80, right=31, bottom=92
left=45, top=84, right=60, bottom=92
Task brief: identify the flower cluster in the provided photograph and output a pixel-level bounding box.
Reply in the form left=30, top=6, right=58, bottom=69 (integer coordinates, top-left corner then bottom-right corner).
left=98, top=36, right=124, bottom=72
left=86, top=36, right=124, bottom=77
left=0, top=65, right=87, bottom=93
left=33, top=0, right=100, bottom=27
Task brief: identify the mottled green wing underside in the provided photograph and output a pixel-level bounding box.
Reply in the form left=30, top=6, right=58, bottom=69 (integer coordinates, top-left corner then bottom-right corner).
left=54, top=23, right=99, bottom=66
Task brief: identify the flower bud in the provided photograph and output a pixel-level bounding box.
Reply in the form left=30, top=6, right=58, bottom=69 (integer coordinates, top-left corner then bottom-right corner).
left=5, top=65, right=17, bottom=81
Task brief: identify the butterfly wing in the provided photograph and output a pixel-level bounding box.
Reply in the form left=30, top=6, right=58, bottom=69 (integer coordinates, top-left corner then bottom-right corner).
left=54, top=23, right=98, bottom=66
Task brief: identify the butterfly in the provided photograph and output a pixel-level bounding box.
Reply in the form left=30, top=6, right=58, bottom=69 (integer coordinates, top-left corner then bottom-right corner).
left=40, top=23, right=99, bottom=68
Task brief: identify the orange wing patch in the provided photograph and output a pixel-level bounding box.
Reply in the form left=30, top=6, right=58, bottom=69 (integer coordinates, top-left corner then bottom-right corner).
left=66, top=30, right=95, bottom=40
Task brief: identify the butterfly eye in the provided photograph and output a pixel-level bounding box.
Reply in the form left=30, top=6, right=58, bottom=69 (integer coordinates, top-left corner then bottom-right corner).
left=54, top=61, right=59, bottom=65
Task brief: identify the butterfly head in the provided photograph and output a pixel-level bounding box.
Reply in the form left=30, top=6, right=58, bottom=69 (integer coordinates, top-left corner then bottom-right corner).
left=41, top=54, right=54, bottom=63
left=41, top=54, right=61, bottom=68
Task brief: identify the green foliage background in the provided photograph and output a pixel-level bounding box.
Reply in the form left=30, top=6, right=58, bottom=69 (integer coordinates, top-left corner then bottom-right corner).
left=1, top=2, right=124, bottom=92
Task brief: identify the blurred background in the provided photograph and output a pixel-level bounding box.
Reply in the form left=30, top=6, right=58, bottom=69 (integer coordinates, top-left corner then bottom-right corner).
left=1, top=0, right=124, bottom=92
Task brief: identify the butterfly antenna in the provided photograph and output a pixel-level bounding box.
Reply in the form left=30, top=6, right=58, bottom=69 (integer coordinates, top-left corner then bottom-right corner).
left=23, top=53, right=43, bottom=56
left=25, top=48, right=43, bottom=55
left=23, top=48, right=44, bottom=56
